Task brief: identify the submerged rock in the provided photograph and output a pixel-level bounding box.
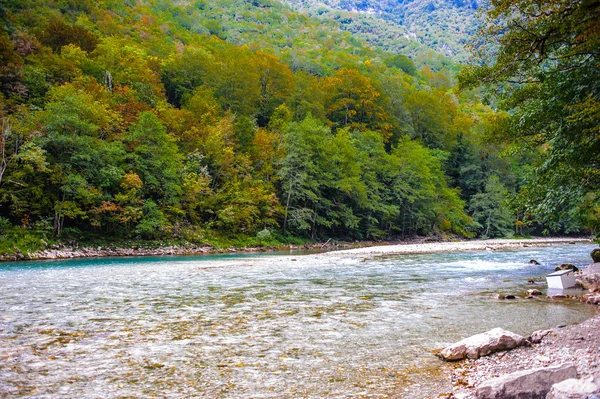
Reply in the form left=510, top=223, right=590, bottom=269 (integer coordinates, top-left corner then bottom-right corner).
left=548, top=294, right=568, bottom=299
left=527, top=289, right=543, bottom=296
left=529, top=259, right=541, bottom=265
left=475, top=363, right=578, bottom=399
left=583, top=293, right=600, bottom=305
left=591, top=248, right=600, bottom=263
left=546, top=377, right=600, bottom=399
left=440, top=328, right=527, bottom=361
left=496, top=294, right=517, bottom=300
left=554, top=264, right=580, bottom=272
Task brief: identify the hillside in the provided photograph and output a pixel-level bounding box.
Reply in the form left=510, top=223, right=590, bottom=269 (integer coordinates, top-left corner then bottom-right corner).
left=0, top=0, right=592, bottom=255
left=283, top=0, right=481, bottom=63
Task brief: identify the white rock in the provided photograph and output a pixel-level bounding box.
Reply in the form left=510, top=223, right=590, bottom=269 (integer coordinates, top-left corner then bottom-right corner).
left=476, top=363, right=578, bottom=399
left=440, top=328, right=527, bottom=361
left=546, top=377, right=600, bottom=399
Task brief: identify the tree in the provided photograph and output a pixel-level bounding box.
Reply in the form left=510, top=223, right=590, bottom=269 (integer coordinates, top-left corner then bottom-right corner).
left=323, top=68, right=394, bottom=139
left=384, top=54, right=417, bottom=76
left=459, top=0, right=600, bottom=233
left=124, top=112, right=182, bottom=206
left=255, top=52, right=293, bottom=127
left=469, top=175, right=513, bottom=238
left=277, top=115, right=323, bottom=234
left=38, top=20, right=99, bottom=53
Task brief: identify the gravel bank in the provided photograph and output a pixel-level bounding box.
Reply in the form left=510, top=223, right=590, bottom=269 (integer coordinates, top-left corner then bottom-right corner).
left=2, top=237, right=592, bottom=262
left=448, top=313, right=600, bottom=398
left=335, top=237, right=592, bottom=256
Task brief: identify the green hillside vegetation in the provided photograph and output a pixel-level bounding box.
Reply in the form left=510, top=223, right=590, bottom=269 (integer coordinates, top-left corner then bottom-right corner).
left=0, top=0, right=593, bottom=254
left=459, top=0, right=600, bottom=236
left=284, top=0, right=480, bottom=63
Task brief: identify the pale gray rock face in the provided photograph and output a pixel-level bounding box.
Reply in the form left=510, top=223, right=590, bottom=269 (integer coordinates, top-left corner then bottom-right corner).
left=475, top=363, right=578, bottom=399
left=546, top=377, right=600, bottom=399
left=529, top=329, right=552, bottom=344
left=440, top=328, right=527, bottom=361
left=578, top=262, right=600, bottom=291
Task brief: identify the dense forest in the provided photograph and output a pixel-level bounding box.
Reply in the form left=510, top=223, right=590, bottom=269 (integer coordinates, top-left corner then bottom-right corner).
left=0, top=0, right=597, bottom=253
left=284, top=0, right=481, bottom=63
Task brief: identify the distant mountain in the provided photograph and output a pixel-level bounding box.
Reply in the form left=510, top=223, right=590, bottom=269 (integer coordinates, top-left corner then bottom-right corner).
left=283, top=0, right=481, bottom=63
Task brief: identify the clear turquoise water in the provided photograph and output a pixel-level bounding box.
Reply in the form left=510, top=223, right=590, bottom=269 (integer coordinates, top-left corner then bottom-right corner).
left=0, top=243, right=597, bottom=398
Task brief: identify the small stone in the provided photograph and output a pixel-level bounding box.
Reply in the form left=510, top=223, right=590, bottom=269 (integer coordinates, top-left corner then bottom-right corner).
left=529, top=329, right=551, bottom=343
left=529, top=259, right=540, bottom=265
left=527, top=289, right=542, bottom=296
left=548, top=294, right=567, bottom=299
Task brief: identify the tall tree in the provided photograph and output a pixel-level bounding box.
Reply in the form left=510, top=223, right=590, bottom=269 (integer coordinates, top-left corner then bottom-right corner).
left=459, top=0, right=600, bottom=232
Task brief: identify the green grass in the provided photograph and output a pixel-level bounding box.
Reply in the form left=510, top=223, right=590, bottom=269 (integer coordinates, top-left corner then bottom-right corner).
left=0, top=228, right=55, bottom=256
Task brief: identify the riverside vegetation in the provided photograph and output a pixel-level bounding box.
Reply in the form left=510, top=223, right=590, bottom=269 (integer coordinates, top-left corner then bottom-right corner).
left=0, top=0, right=598, bottom=256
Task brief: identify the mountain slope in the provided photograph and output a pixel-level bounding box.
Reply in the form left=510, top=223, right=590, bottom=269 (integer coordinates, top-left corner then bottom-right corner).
left=283, top=0, right=481, bottom=63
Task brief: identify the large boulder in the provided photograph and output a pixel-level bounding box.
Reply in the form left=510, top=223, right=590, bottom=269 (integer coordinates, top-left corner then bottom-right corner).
left=546, top=377, right=600, bottom=399
left=440, top=328, right=527, bottom=361
left=591, top=248, right=600, bottom=263
left=578, top=262, right=600, bottom=291
left=476, top=363, right=578, bottom=399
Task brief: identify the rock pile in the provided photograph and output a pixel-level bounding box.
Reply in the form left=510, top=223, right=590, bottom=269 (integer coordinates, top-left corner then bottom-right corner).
left=448, top=315, right=600, bottom=399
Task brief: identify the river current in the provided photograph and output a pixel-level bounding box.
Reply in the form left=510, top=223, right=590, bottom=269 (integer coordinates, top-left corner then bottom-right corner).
left=0, top=243, right=597, bottom=398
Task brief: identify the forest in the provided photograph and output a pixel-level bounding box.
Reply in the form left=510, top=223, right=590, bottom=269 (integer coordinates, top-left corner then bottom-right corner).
left=0, top=0, right=597, bottom=254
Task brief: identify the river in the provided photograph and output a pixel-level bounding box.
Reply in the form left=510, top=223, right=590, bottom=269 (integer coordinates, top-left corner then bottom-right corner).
left=0, top=243, right=597, bottom=398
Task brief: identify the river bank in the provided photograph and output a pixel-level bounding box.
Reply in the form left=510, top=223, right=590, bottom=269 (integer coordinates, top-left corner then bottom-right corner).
left=0, top=236, right=593, bottom=262
left=445, top=251, right=600, bottom=399
left=448, top=313, right=600, bottom=398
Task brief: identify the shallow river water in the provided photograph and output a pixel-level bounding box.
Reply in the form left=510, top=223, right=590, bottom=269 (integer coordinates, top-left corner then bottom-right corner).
left=0, top=243, right=597, bottom=398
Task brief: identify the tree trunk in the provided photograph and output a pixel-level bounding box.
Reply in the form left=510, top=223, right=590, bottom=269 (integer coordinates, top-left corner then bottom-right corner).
left=0, top=118, right=9, bottom=185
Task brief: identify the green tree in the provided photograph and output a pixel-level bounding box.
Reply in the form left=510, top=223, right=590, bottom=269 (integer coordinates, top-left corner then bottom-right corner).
left=124, top=112, right=182, bottom=207
left=384, top=54, right=417, bottom=76
left=469, top=175, right=513, bottom=238
left=38, top=20, right=99, bottom=53
left=459, top=0, right=600, bottom=233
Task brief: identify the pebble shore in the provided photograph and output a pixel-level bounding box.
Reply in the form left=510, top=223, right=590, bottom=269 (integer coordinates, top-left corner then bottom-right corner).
left=449, top=313, right=600, bottom=398
left=1, top=237, right=592, bottom=262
